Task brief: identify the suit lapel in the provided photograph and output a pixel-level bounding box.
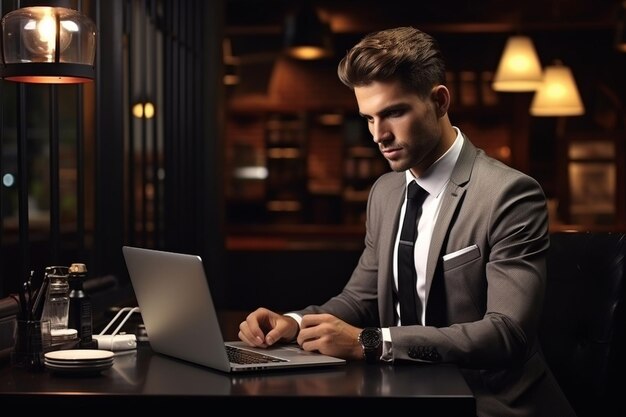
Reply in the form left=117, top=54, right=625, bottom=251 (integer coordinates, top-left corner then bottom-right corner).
left=424, top=137, right=476, bottom=305
left=378, top=175, right=405, bottom=327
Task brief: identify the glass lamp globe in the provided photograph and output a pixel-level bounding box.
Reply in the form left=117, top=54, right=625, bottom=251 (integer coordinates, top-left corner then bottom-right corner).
left=1, top=4, right=96, bottom=83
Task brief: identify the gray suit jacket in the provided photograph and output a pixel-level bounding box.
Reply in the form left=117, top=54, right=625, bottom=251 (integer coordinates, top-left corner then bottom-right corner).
left=299, top=137, right=576, bottom=417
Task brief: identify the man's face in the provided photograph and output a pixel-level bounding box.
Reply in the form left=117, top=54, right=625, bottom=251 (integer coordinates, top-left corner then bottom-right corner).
left=354, top=79, right=446, bottom=177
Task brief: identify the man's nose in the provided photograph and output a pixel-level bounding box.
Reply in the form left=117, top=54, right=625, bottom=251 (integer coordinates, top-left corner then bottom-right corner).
left=371, top=120, right=391, bottom=143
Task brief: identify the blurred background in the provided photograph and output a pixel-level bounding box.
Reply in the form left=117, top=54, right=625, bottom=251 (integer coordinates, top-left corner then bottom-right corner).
left=0, top=0, right=625, bottom=312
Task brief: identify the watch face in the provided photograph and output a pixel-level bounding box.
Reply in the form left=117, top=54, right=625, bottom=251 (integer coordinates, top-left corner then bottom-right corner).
left=361, top=328, right=381, bottom=348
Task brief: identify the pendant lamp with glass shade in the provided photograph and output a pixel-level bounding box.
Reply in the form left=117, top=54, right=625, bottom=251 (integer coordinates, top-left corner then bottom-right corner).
left=530, top=61, right=585, bottom=116
left=0, top=0, right=97, bottom=83
left=492, top=35, right=543, bottom=92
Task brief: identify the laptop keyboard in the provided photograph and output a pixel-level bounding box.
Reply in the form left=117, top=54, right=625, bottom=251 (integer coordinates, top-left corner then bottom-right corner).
left=226, top=345, right=288, bottom=364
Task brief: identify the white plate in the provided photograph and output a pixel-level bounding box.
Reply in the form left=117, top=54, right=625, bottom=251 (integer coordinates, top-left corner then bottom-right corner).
left=45, top=349, right=115, bottom=361
left=45, top=361, right=113, bottom=374
left=44, top=361, right=113, bottom=369
left=44, top=358, right=114, bottom=366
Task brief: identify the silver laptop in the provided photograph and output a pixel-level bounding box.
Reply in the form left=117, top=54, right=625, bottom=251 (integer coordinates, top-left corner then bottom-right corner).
left=122, top=246, right=346, bottom=372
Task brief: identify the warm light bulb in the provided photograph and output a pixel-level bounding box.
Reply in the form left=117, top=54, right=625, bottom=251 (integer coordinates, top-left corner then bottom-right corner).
left=21, top=7, right=73, bottom=62
left=133, top=102, right=155, bottom=119
left=287, top=46, right=327, bottom=60
left=144, top=102, right=155, bottom=119
left=34, top=13, right=55, bottom=50
left=132, top=103, right=144, bottom=118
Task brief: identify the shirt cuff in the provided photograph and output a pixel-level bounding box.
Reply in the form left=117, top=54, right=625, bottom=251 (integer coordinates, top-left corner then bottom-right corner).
left=284, top=312, right=302, bottom=327
left=283, top=313, right=302, bottom=343
left=381, top=327, right=393, bottom=362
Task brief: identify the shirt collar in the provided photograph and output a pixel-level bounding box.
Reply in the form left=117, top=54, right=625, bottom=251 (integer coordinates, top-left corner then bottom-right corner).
left=405, top=127, right=464, bottom=198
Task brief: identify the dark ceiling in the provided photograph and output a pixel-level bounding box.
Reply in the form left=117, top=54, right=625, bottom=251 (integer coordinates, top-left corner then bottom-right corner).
left=225, top=0, right=620, bottom=30
left=224, top=0, right=622, bottom=64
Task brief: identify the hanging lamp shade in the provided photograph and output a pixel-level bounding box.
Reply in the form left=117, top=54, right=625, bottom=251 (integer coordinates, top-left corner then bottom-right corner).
left=530, top=61, right=584, bottom=116
left=492, top=35, right=543, bottom=92
left=0, top=0, right=96, bottom=83
left=283, top=3, right=332, bottom=60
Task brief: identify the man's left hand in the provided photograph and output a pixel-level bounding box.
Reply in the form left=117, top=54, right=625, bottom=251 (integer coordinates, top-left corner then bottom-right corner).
left=297, top=313, right=363, bottom=360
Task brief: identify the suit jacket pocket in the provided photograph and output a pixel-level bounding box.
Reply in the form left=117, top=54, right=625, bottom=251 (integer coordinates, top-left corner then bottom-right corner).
left=442, top=244, right=480, bottom=271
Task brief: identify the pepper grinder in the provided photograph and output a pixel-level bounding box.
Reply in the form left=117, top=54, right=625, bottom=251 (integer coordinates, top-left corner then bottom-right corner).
left=68, top=263, right=97, bottom=349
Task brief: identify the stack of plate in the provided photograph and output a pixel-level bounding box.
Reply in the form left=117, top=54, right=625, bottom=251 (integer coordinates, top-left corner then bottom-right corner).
left=44, top=349, right=114, bottom=374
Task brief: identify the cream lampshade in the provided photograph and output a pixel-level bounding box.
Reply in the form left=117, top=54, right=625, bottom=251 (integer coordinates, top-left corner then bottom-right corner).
left=492, top=35, right=543, bottom=92
left=530, top=61, right=585, bottom=116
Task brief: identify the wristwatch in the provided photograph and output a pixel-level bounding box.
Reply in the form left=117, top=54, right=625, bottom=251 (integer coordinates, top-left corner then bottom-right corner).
left=358, top=327, right=382, bottom=364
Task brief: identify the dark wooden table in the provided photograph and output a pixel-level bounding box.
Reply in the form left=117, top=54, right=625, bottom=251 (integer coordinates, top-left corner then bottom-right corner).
left=0, top=344, right=475, bottom=414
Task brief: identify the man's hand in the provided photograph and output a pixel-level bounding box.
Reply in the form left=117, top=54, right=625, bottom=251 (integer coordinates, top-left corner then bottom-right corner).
left=238, top=307, right=299, bottom=348
left=297, top=313, right=363, bottom=360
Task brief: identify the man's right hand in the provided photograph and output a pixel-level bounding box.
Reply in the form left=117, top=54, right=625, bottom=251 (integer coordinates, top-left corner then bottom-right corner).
left=238, top=307, right=299, bottom=348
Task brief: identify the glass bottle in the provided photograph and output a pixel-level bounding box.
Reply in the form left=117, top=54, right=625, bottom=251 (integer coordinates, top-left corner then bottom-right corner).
left=68, top=263, right=97, bottom=348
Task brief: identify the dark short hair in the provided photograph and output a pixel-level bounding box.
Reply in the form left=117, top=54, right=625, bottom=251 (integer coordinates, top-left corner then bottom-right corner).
left=337, top=26, right=446, bottom=97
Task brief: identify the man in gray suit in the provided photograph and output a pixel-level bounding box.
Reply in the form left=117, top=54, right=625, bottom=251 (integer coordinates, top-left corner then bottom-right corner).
left=238, top=27, right=575, bottom=417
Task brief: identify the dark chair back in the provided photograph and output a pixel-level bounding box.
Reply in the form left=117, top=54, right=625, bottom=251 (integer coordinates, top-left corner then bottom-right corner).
left=540, top=231, right=626, bottom=417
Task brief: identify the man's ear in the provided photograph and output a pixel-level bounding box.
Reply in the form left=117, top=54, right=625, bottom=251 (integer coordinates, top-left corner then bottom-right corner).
left=431, top=85, right=450, bottom=117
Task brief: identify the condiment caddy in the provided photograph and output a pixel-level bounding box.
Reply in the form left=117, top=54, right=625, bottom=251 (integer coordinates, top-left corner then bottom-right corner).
left=12, top=262, right=97, bottom=371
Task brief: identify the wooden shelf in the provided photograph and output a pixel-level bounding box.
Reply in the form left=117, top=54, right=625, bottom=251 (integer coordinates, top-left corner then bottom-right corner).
left=228, top=95, right=357, bottom=114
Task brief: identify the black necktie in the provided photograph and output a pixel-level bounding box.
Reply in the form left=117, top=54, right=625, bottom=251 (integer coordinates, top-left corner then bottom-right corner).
left=398, top=181, right=428, bottom=326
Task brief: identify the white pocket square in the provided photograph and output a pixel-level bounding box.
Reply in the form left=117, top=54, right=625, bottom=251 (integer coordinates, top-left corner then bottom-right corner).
left=443, top=244, right=479, bottom=261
